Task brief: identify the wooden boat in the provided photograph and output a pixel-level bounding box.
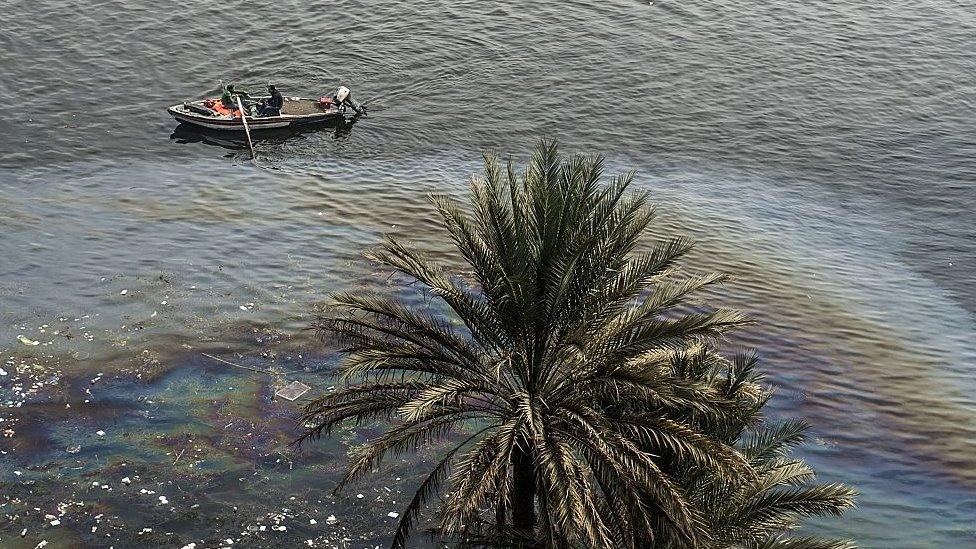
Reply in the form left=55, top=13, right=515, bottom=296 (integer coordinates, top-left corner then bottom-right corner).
left=167, top=87, right=366, bottom=131
left=170, top=114, right=360, bottom=150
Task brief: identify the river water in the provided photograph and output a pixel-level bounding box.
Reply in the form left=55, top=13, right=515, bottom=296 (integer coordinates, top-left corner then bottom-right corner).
left=1, top=0, right=974, bottom=547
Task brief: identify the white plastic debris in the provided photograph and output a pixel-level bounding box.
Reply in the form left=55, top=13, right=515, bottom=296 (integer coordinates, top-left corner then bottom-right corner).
left=325, top=515, right=338, bottom=525
left=387, top=512, right=399, bottom=518
left=17, top=335, right=40, bottom=346
left=96, top=430, right=106, bottom=437
left=179, top=544, right=196, bottom=549
left=121, top=476, right=131, bottom=485
left=158, top=496, right=169, bottom=505
left=0, top=368, right=7, bottom=376
left=309, top=519, right=317, bottom=525
left=275, top=381, right=311, bottom=401
left=120, top=290, right=128, bottom=295
left=356, top=493, right=364, bottom=499
left=49, top=520, right=61, bottom=526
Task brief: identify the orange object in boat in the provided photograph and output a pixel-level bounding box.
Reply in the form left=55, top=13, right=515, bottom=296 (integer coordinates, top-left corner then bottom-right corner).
left=208, top=99, right=241, bottom=117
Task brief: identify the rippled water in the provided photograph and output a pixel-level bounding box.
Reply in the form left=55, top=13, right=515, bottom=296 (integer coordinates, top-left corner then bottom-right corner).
left=2, top=0, right=975, bottom=547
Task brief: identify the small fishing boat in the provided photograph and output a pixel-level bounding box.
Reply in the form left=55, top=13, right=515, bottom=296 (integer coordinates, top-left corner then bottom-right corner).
left=170, top=115, right=361, bottom=151
left=167, top=86, right=366, bottom=131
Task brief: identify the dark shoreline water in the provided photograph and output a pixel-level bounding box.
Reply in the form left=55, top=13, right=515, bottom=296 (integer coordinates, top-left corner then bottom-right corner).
left=3, top=1, right=976, bottom=547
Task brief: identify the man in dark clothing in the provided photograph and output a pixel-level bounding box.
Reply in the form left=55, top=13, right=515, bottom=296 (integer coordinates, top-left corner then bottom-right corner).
left=259, top=84, right=284, bottom=117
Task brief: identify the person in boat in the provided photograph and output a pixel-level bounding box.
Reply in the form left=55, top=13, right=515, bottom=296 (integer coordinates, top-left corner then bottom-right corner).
left=258, top=84, right=284, bottom=117
left=220, top=84, right=253, bottom=109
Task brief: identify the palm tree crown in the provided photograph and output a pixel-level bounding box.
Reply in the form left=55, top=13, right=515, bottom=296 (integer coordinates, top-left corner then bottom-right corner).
left=298, top=140, right=855, bottom=548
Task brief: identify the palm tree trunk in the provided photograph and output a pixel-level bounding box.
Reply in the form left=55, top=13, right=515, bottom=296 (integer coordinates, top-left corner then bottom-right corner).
left=511, top=443, right=536, bottom=532
left=496, top=500, right=507, bottom=527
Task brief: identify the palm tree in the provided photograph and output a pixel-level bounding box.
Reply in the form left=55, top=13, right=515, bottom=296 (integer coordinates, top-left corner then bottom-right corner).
left=297, top=140, right=855, bottom=548
left=661, top=349, right=857, bottom=549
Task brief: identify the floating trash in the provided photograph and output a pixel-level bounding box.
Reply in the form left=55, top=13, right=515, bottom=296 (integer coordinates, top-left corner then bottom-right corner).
left=17, top=335, right=40, bottom=346
left=275, top=381, right=311, bottom=401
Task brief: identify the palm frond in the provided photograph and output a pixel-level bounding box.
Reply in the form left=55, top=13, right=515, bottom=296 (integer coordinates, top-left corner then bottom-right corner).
left=742, top=420, right=811, bottom=463
left=753, top=535, right=858, bottom=549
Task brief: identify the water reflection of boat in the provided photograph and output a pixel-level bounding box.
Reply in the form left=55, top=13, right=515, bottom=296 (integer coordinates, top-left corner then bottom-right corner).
left=169, top=115, right=360, bottom=151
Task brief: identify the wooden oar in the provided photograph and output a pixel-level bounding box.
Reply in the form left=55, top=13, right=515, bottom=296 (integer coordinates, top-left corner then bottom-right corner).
left=235, top=95, right=256, bottom=159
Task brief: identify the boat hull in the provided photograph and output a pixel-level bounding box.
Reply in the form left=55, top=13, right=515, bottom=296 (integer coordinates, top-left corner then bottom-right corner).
left=167, top=97, right=351, bottom=131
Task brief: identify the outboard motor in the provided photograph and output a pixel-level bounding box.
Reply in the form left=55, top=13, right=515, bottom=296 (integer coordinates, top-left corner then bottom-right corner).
left=333, top=86, right=367, bottom=116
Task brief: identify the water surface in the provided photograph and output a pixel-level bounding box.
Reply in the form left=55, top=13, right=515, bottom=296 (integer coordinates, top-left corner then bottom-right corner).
left=2, top=1, right=975, bottom=547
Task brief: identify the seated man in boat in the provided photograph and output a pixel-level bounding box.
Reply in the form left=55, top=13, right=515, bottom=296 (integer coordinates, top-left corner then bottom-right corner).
left=258, top=84, right=284, bottom=117
left=220, top=84, right=253, bottom=109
